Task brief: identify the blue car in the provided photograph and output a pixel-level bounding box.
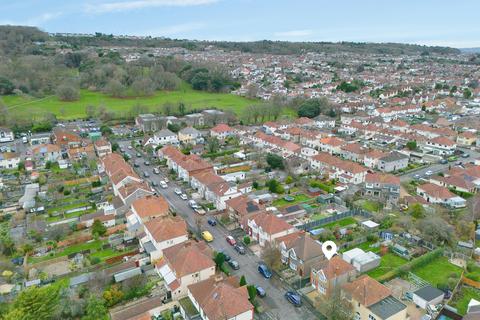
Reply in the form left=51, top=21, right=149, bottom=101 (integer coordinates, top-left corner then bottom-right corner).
left=258, top=264, right=272, bottom=279
left=285, top=291, right=302, bottom=307
left=256, top=286, right=266, bottom=297
left=207, top=217, right=217, bottom=226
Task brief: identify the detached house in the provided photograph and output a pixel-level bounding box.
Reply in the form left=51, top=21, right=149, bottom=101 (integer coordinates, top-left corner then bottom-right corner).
left=144, top=129, right=179, bottom=148
left=342, top=275, right=408, bottom=320
left=94, top=138, right=112, bottom=157
left=423, top=137, right=457, bottom=156
left=155, top=241, right=215, bottom=300
left=310, top=256, right=356, bottom=298
left=187, top=275, right=254, bottom=320
left=178, top=127, right=202, bottom=145
left=241, top=212, right=297, bottom=247
left=0, top=152, right=20, bottom=169
left=417, top=183, right=466, bottom=208
left=457, top=132, right=477, bottom=146
left=276, top=232, right=325, bottom=278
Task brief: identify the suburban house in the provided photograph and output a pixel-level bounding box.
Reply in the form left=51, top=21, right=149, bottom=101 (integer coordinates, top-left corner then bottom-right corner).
left=429, top=175, right=477, bottom=194
left=310, top=255, right=356, bottom=298
left=155, top=241, right=215, bottom=299
left=210, top=123, right=235, bottom=139
left=144, top=129, right=179, bottom=147
left=186, top=275, right=254, bottom=320
left=0, top=152, right=20, bottom=169
left=225, top=195, right=265, bottom=224
left=117, top=180, right=154, bottom=206
left=79, top=210, right=116, bottom=228
left=363, top=150, right=387, bottom=169
left=190, top=170, right=242, bottom=210
left=141, top=216, right=188, bottom=261
left=311, top=152, right=368, bottom=184
left=100, top=153, right=145, bottom=196
left=457, top=132, right=477, bottom=146
left=276, top=231, right=325, bottom=277
left=0, top=127, right=14, bottom=142
left=128, top=195, right=170, bottom=229
left=342, top=275, right=408, bottom=320
left=241, top=211, right=297, bottom=247
left=29, top=133, right=51, bottom=146
left=363, top=173, right=401, bottom=207
left=93, top=138, right=112, bottom=157
left=31, top=144, right=62, bottom=165
left=377, top=152, right=409, bottom=173
left=318, top=136, right=346, bottom=155
left=423, top=137, right=457, bottom=156
left=184, top=113, right=205, bottom=127
left=159, top=145, right=213, bottom=182
left=178, top=127, right=202, bottom=145
left=416, top=183, right=466, bottom=208
left=52, top=128, right=83, bottom=150
left=314, top=115, right=336, bottom=128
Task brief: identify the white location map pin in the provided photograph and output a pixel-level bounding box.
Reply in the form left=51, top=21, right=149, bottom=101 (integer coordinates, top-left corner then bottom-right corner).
left=322, top=241, right=337, bottom=260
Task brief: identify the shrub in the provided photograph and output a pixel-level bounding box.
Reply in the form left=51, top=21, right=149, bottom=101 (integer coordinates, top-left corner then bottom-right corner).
left=243, top=236, right=251, bottom=246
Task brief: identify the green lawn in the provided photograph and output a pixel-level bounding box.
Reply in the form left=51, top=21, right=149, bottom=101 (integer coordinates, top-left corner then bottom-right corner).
left=367, top=253, right=409, bottom=279
left=273, top=194, right=312, bottom=207
left=412, top=256, right=463, bottom=287
left=46, top=208, right=95, bottom=223
left=1, top=83, right=294, bottom=120
left=341, top=240, right=381, bottom=254
left=452, top=287, right=480, bottom=315
left=322, top=217, right=357, bottom=229
left=29, top=240, right=106, bottom=264
left=47, top=201, right=90, bottom=214
left=358, top=200, right=383, bottom=212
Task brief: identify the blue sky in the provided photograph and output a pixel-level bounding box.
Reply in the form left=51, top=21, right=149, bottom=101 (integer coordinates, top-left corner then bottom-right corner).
left=2, top=0, right=480, bottom=48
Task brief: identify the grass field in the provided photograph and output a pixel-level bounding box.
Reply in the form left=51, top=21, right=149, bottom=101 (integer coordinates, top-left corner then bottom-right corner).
left=367, top=253, right=408, bottom=279
left=412, top=256, right=462, bottom=287
left=1, top=83, right=293, bottom=121
left=29, top=240, right=106, bottom=264
left=452, top=287, right=480, bottom=315
left=322, top=217, right=357, bottom=229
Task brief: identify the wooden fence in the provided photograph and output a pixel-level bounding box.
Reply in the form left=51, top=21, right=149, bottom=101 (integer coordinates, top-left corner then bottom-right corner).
left=462, top=276, right=480, bottom=289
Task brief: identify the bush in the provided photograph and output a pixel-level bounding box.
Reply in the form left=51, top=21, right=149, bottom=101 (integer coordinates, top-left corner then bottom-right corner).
left=243, top=236, right=251, bottom=246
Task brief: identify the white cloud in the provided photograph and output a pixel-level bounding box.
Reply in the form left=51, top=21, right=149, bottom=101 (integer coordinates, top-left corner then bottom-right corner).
left=85, top=0, right=219, bottom=13
left=142, top=22, right=205, bottom=37
left=0, top=12, right=63, bottom=26
left=273, top=29, right=313, bottom=38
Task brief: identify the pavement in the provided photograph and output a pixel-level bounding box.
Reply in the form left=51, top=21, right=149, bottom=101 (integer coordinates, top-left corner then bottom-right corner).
left=117, top=141, right=319, bottom=320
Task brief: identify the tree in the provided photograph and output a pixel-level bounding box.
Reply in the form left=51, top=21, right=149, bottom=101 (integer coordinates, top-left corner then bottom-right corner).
left=80, top=295, right=108, bottom=320
left=266, top=153, right=284, bottom=170
left=56, top=84, right=80, bottom=101
left=0, top=76, right=15, bottom=95
left=319, top=290, right=354, bottom=320
left=4, top=283, right=61, bottom=320
left=406, top=140, right=417, bottom=150
left=103, top=285, right=124, bottom=307
left=409, top=203, right=425, bottom=219
left=267, top=179, right=284, bottom=194
left=167, top=123, right=181, bottom=133
left=85, top=105, right=96, bottom=119
left=239, top=275, right=247, bottom=286
left=243, top=236, right=251, bottom=245
left=261, top=243, right=282, bottom=270
left=463, top=88, right=473, bottom=99
left=297, top=97, right=329, bottom=118
left=91, top=220, right=107, bottom=237
left=104, top=79, right=126, bottom=98
left=178, top=102, right=186, bottom=115
left=417, top=216, right=455, bottom=245
left=247, top=285, right=257, bottom=302
left=207, top=136, right=220, bottom=154
left=131, top=78, right=155, bottom=97
left=214, top=252, right=226, bottom=269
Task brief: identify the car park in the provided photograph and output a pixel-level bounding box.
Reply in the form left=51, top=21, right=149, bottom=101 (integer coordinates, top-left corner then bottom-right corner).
left=180, top=193, right=188, bottom=200
left=201, top=231, right=214, bottom=242
left=258, top=264, right=272, bottom=279
left=256, top=286, right=266, bottom=297
left=174, top=188, right=182, bottom=195
left=234, top=244, right=245, bottom=255
left=207, top=217, right=217, bottom=226
left=226, top=236, right=236, bottom=246
left=160, top=181, right=168, bottom=189
left=228, top=260, right=240, bottom=270
left=285, top=291, right=302, bottom=307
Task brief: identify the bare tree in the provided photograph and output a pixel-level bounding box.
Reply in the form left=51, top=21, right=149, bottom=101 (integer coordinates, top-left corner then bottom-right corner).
left=261, top=243, right=282, bottom=270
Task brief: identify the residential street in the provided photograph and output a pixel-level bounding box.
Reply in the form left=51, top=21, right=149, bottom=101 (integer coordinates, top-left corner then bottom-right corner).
left=118, top=141, right=320, bottom=320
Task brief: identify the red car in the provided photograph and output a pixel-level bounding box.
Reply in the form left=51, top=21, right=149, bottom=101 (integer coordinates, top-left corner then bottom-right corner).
left=226, top=236, right=236, bottom=246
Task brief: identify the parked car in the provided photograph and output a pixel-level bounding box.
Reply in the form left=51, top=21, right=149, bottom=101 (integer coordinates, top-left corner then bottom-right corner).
left=136, top=153, right=142, bottom=157
left=201, top=231, right=214, bottom=242
left=133, top=162, right=140, bottom=168
left=164, top=177, right=169, bottom=183
left=144, top=161, right=150, bottom=166
left=226, top=236, right=236, bottom=246
left=234, top=244, right=245, bottom=255
left=258, top=264, right=272, bottom=279
left=188, top=200, right=199, bottom=209
left=151, top=181, right=158, bottom=187
left=285, top=291, right=302, bottom=307
left=127, top=145, right=133, bottom=150
left=194, top=208, right=206, bottom=215
left=207, top=217, right=217, bottom=226
left=425, top=170, right=433, bottom=176
left=228, top=260, right=240, bottom=270
left=256, top=286, right=266, bottom=297
left=153, top=168, right=160, bottom=174
left=143, top=172, right=150, bottom=178
left=160, top=181, right=168, bottom=189
left=413, top=174, right=421, bottom=180
left=222, top=252, right=231, bottom=262
left=174, top=188, right=182, bottom=195
left=462, top=153, right=470, bottom=158
left=440, top=159, right=448, bottom=164
left=180, top=193, right=188, bottom=200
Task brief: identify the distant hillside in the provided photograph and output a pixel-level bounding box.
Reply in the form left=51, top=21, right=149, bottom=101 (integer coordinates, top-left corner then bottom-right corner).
left=53, top=33, right=461, bottom=56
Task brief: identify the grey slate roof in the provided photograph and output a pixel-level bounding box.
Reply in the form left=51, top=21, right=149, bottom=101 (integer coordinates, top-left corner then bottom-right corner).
left=380, top=151, right=409, bottom=162
left=413, top=285, right=444, bottom=301
left=369, top=296, right=406, bottom=319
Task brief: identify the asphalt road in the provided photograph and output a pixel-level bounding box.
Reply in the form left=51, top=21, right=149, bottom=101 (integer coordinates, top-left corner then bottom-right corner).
left=117, top=141, right=319, bottom=320
left=399, top=147, right=480, bottom=182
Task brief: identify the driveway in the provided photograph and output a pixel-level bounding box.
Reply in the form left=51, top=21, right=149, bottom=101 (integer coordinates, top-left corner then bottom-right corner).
left=118, top=141, right=319, bottom=319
